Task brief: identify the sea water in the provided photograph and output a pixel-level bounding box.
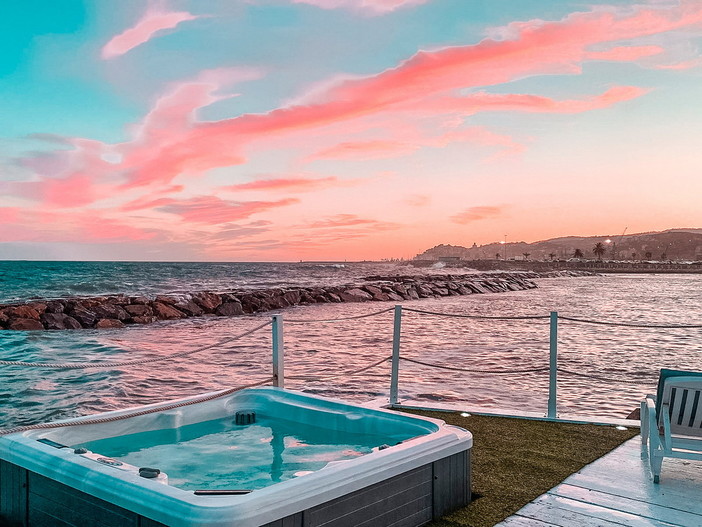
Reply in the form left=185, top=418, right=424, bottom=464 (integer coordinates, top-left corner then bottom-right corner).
left=1, top=261, right=702, bottom=426
left=76, top=416, right=407, bottom=491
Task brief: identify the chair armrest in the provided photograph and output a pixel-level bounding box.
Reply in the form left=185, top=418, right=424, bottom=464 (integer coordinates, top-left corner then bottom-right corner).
left=661, top=403, right=672, bottom=452
left=644, top=396, right=660, bottom=450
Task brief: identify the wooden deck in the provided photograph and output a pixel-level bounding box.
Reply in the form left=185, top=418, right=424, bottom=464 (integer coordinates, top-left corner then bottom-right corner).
left=495, top=436, right=702, bottom=526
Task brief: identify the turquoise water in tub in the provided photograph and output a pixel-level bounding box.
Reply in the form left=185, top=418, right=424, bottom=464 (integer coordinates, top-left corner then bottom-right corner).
left=76, top=416, right=417, bottom=491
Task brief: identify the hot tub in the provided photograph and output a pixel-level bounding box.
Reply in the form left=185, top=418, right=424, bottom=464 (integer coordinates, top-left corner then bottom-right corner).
left=0, top=387, right=471, bottom=527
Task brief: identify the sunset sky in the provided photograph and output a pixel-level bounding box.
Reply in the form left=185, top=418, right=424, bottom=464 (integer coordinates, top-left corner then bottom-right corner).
left=2, top=0, right=701, bottom=261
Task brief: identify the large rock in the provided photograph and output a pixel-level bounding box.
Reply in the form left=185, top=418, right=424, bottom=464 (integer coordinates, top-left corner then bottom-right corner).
left=131, top=315, right=157, bottom=324
left=25, top=302, right=48, bottom=315
left=93, top=304, right=130, bottom=321
left=124, top=304, right=153, bottom=317
left=363, top=285, right=383, bottom=297
left=9, top=318, right=44, bottom=331
left=417, top=285, right=434, bottom=298
left=40, top=313, right=82, bottom=330
left=300, top=291, right=316, bottom=304
left=155, top=295, right=177, bottom=305
left=265, top=294, right=290, bottom=309
left=0, top=311, right=9, bottom=328
left=339, top=288, right=373, bottom=302
left=45, top=300, right=65, bottom=313
left=69, top=306, right=98, bottom=328
left=106, top=295, right=130, bottom=305
left=173, top=300, right=204, bottom=317
left=6, top=305, right=41, bottom=320
left=192, top=292, right=222, bottom=312
left=152, top=302, right=186, bottom=319
left=220, top=293, right=241, bottom=303
left=129, top=295, right=150, bottom=305
left=282, top=290, right=302, bottom=305
left=95, top=319, right=125, bottom=329
left=215, top=302, right=244, bottom=316
left=240, top=294, right=263, bottom=313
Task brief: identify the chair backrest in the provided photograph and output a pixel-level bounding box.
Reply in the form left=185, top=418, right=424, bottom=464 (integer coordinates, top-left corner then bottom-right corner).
left=658, top=375, right=702, bottom=437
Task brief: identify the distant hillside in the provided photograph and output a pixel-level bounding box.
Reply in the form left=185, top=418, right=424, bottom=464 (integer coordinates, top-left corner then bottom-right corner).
left=415, top=229, right=702, bottom=262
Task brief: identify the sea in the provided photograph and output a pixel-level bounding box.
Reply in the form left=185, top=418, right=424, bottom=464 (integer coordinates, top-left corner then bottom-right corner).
left=1, top=260, right=702, bottom=429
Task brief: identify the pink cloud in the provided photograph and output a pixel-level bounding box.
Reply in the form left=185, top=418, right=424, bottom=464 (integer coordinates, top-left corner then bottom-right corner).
left=83, top=218, right=157, bottom=241
left=0, top=208, right=19, bottom=223
left=102, top=9, right=201, bottom=59
left=585, top=45, right=664, bottom=61
left=292, top=0, right=428, bottom=15
left=0, top=210, right=159, bottom=244
left=158, top=196, right=299, bottom=224
left=654, top=58, right=702, bottom=70
left=73, top=3, right=702, bottom=194
left=42, top=173, right=96, bottom=208
left=222, top=176, right=338, bottom=193
left=404, top=194, right=431, bottom=207
left=309, top=140, right=418, bottom=161
left=307, top=214, right=399, bottom=231
left=9, top=0, right=701, bottom=255
left=428, top=86, right=649, bottom=117
left=307, top=126, right=524, bottom=161
left=451, top=206, right=505, bottom=224
left=117, top=68, right=262, bottom=190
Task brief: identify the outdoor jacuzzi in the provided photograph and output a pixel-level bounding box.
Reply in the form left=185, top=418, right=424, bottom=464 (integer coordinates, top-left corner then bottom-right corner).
left=0, top=387, right=472, bottom=527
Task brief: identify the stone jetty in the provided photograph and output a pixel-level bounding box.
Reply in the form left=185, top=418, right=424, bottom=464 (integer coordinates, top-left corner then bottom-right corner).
left=0, top=271, right=584, bottom=331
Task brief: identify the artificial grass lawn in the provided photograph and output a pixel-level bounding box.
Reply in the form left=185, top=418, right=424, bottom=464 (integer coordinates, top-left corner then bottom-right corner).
left=402, top=410, right=639, bottom=527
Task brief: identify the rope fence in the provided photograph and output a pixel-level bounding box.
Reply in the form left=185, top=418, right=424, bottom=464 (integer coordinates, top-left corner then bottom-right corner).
left=287, top=356, right=391, bottom=381
left=285, top=307, right=393, bottom=323
left=400, top=356, right=550, bottom=374
left=2, top=303, right=701, bottom=427
left=559, top=315, right=702, bottom=329
left=403, top=307, right=549, bottom=320
left=0, top=320, right=272, bottom=369
left=558, top=368, right=658, bottom=385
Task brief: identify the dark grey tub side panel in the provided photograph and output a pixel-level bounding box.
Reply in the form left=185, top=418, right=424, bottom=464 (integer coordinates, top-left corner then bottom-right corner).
left=262, top=450, right=471, bottom=527
left=432, top=449, right=471, bottom=518
left=0, top=459, right=168, bottom=527
left=260, top=513, right=304, bottom=527
left=304, top=464, right=433, bottom=527
left=3, top=449, right=470, bottom=527
left=0, top=459, right=28, bottom=527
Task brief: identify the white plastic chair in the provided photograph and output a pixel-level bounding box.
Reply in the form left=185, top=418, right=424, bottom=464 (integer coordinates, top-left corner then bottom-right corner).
left=641, top=369, right=702, bottom=483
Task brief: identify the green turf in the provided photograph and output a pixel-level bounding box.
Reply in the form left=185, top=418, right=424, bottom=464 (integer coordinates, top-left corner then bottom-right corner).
left=401, top=410, right=639, bottom=527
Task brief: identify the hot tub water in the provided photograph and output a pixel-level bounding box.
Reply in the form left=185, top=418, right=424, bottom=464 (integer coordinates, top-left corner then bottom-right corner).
left=77, top=415, right=414, bottom=491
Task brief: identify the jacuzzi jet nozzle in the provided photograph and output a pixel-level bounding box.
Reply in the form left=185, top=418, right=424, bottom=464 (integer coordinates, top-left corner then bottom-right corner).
left=235, top=411, right=256, bottom=425
left=139, top=467, right=161, bottom=479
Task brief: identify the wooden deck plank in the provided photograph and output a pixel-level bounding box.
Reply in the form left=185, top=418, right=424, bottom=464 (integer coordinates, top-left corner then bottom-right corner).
left=550, top=484, right=702, bottom=526
left=497, top=516, right=561, bottom=526
left=517, top=496, right=679, bottom=527
left=561, top=474, right=702, bottom=515
left=496, top=437, right=702, bottom=527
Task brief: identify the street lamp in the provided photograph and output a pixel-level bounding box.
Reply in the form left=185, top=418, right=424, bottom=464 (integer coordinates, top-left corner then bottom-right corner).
left=605, top=238, right=615, bottom=260
left=500, top=235, right=507, bottom=260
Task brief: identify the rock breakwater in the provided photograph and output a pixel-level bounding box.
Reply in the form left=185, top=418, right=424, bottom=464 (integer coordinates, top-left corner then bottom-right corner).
left=0, top=272, right=566, bottom=331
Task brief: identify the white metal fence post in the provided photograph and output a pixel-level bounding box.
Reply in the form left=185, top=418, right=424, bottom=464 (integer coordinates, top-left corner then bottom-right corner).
left=547, top=311, right=558, bottom=418
left=389, top=305, right=402, bottom=406
left=272, top=314, right=284, bottom=388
